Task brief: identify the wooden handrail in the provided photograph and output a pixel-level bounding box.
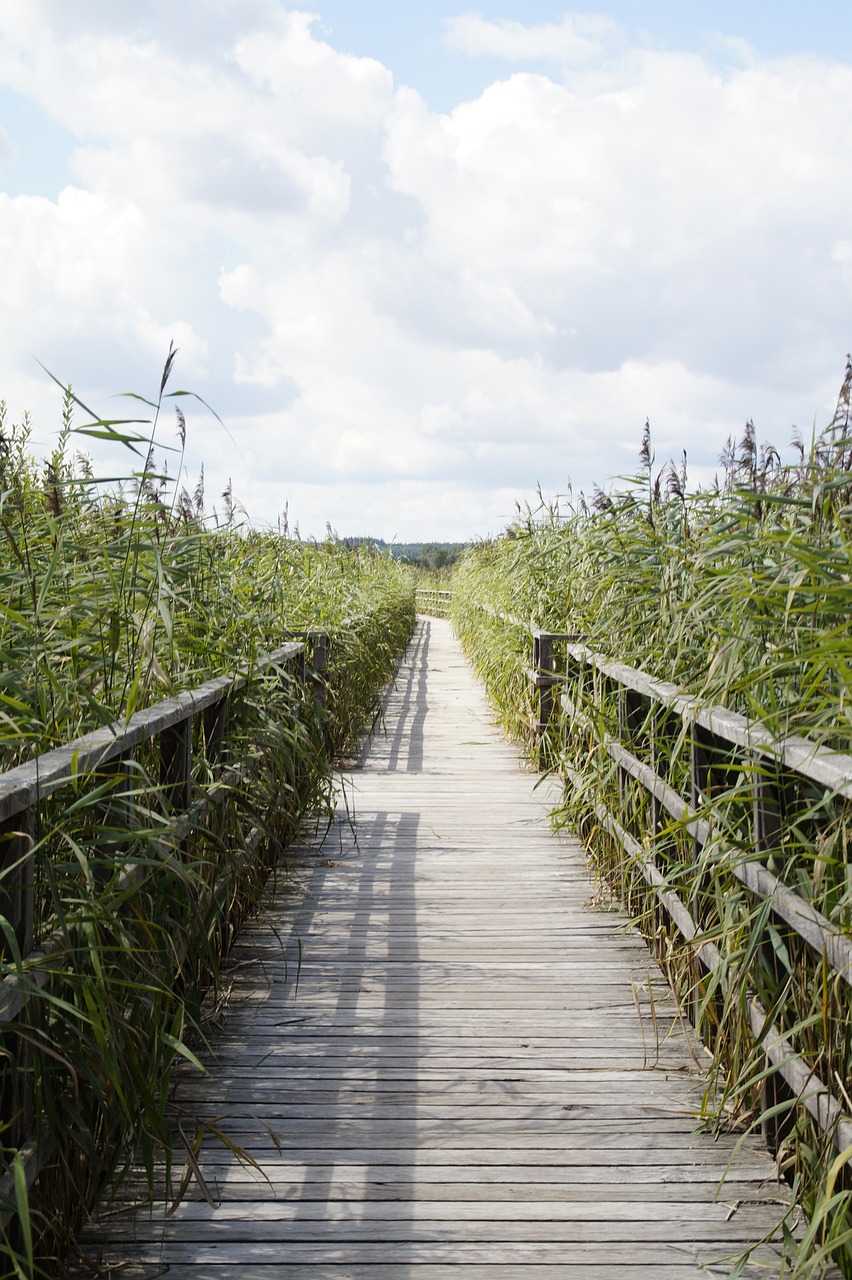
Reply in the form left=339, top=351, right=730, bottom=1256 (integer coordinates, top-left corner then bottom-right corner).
left=552, top=630, right=851, bottom=1155
left=470, top=607, right=852, bottom=1161
left=0, top=641, right=315, bottom=822
left=564, top=640, right=852, bottom=799
left=0, top=629, right=329, bottom=1223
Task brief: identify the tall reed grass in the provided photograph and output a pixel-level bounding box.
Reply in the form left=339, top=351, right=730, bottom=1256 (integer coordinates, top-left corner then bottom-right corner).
left=453, top=363, right=852, bottom=1277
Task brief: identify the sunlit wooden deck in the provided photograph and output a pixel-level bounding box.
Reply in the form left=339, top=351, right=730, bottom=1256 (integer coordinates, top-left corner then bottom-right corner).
left=79, top=617, right=792, bottom=1278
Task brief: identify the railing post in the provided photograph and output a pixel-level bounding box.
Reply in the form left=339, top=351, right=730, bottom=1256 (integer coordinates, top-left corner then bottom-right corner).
left=617, top=687, right=628, bottom=821
left=753, top=759, right=792, bottom=1155
left=687, top=722, right=715, bottom=1033
left=310, top=630, right=328, bottom=709
left=294, top=642, right=307, bottom=690
left=203, top=697, right=229, bottom=766
left=617, top=687, right=646, bottom=837
left=533, top=632, right=554, bottom=743
left=649, top=709, right=664, bottom=837
left=689, top=723, right=711, bottom=865
left=0, top=807, right=35, bottom=1149
left=0, top=808, right=35, bottom=960
left=99, top=755, right=134, bottom=867
left=160, top=716, right=192, bottom=814
left=754, top=764, right=783, bottom=865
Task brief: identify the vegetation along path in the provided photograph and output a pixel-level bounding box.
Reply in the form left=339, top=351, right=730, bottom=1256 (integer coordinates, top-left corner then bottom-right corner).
left=80, top=617, right=795, bottom=1278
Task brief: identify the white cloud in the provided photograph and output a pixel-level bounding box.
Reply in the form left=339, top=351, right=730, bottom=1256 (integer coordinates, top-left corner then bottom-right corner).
left=234, top=11, right=393, bottom=133
left=382, top=55, right=852, bottom=395
left=0, top=5, right=848, bottom=540
left=444, top=12, right=623, bottom=64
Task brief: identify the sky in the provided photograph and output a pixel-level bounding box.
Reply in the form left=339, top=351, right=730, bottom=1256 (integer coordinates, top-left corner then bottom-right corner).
left=0, top=2, right=851, bottom=542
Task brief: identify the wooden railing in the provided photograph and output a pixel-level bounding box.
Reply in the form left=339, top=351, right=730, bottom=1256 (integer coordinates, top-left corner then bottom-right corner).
left=414, top=588, right=453, bottom=619
left=451, top=590, right=852, bottom=1171
left=529, top=629, right=852, bottom=1159
left=0, top=630, right=328, bottom=1226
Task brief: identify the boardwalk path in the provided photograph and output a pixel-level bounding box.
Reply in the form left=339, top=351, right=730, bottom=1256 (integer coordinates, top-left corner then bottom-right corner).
left=82, top=618, right=790, bottom=1278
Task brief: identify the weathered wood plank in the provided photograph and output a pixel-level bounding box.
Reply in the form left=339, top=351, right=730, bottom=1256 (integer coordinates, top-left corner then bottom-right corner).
left=77, top=1239, right=787, bottom=1270
left=117, top=1165, right=777, bottom=1196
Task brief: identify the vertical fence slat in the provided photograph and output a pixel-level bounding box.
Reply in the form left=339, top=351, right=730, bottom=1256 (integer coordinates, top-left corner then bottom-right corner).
left=534, top=633, right=554, bottom=742
left=160, top=716, right=192, bottom=815
left=311, top=630, right=328, bottom=708
left=202, top=697, right=229, bottom=766
left=753, top=759, right=794, bottom=1154
left=0, top=809, right=35, bottom=960
left=0, top=807, right=35, bottom=1153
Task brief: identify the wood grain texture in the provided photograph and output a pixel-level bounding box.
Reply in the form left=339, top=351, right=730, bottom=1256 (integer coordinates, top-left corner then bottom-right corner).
left=76, top=618, right=799, bottom=1278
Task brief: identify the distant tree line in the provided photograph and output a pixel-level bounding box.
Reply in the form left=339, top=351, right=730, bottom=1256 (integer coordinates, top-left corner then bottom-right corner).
left=341, top=538, right=466, bottom=570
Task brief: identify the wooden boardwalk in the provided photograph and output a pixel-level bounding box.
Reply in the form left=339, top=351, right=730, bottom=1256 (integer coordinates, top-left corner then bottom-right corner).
left=80, top=618, right=793, bottom=1278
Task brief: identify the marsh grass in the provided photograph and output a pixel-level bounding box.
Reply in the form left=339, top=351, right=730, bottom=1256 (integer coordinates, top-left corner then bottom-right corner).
left=0, top=353, right=415, bottom=1276
left=453, top=364, right=852, bottom=1277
